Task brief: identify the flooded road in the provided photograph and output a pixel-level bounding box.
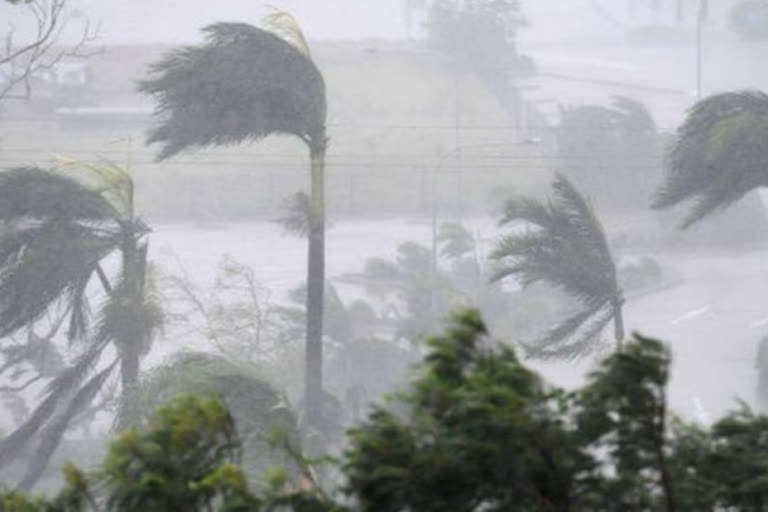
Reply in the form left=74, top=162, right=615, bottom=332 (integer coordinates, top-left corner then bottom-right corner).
left=150, top=218, right=768, bottom=424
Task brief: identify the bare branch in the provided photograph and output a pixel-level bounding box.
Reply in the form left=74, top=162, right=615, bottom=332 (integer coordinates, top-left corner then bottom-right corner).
left=0, top=0, right=100, bottom=102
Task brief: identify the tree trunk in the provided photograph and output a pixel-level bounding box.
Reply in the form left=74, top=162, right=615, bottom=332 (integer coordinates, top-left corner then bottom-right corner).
left=613, top=301, right=625, bottom=351
left=117, top=231, right=142, bottom=429
left=304, top=140, right=326, bottom=434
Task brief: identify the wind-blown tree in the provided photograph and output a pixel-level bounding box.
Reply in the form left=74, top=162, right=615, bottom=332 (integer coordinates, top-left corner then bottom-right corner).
left=139, top=12, right=328, bottom=429
left=652, top=90, right=768, bottom=228
left=121, top=352, right=300, bottom=485
left=0, top=0, right=98, bottom=101
left=0, top=162, right=161, bottom=488
left=557, top=96, right=660, bottom=211
left=491, top=174, right=624, bottom=358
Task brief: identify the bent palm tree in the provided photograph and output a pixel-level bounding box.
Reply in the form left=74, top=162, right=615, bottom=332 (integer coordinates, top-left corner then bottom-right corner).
left=139, top=13, right=328, bottom=429
left=0, top=163, right=161, bottom=488
left=652, top=90, right=768, bottom=227
left=491, top=174, right=624, bottom=358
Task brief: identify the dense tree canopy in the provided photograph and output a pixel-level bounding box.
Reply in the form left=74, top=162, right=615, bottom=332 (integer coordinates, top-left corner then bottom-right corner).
left=8, top=310, right=768, bottom=511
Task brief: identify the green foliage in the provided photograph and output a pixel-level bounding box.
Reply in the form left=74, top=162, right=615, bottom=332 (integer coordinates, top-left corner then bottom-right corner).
left=491, top=174, right=623, bottom=358
left=101, top=395, right=249, bottom=510
left=140, top=22, right=327, bottom=160
left=124, top=352, right=300, bottom=485
left=343, top=310, right=587, bottom=511
left=13, top=311, right=768, bottom=510
left=653, top=90, right=768, bottom=227
left=575, top=335, right=674, bottom=509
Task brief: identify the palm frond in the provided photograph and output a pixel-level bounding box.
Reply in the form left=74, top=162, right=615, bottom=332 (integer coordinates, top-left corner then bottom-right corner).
left=139, top=22, right=327, bottom=160
left=491, top=177, right=617, bottom=307
left=0, top=223, right=121, bottom=337
left=66, top=276, right=91, bottom=343
left=262, top=8, right=312, bottom=57
left=18, top=361, right=118, bottom=490
left=652, top=90, right=768, bottom=227
left=498, top=195, right=553, bottom=228
left=275, top=191, right=311, bottom=237
left=437, top=222, right=474, bottom=260
left=0, top=166, right=120, bottom=223
left=93, top=272, right=163, bottom=356
left=523, top=305, right=613, bottom=360
left=0, top=340, right=107, bottom=467
left=611, top=95, right=656, bottom=133
left=122, top=353, right=297, bottom=461
left=492, top=176, right=621, bottom=358
left=53, top=156, right=134, bottom=217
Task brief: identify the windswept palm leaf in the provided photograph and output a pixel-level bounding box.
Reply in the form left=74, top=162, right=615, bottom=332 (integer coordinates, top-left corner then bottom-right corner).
left=521, top=304, right=613, bottom=360
left=275, top=191, right=311, bottom=237
left=18, top=360, right=118, bottom=490
left=93, top=262, right=163, bottom=357
left=0, top=222, right=120, bottom=337
left=437, top=222, right=474, bottom=260
left=652, top=90, right=768, bottom=227
left=0, top=166, right=120, bottom=222
left=54, top=156, right=135, bottom=217
left=262, top=8, right=312, bottom=57
left=139, top=22, right=327, bottom=160
left=491, top=174, right=623, bottom=356
left=0, top=340, right=108, bottom=467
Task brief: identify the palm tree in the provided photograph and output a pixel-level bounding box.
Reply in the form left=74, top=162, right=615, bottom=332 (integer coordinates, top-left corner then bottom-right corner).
left=652, top=90, right=768, bottom=227
left=0, top=162, right=161, bottom=488
left=557, top=96, right=659, bottom=211
left=122, top=351, right=300, bottom=484
left=139, top=13, right=328, bottom=429
left=491, top=174, right=624, bottom=358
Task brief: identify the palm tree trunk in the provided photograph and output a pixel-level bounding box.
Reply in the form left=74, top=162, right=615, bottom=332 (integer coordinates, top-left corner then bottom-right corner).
left=613, top=301, right=625, bottom=351
left=117, top=231, right=141, bottom=429
left=304, top=139, right=326, bottom=433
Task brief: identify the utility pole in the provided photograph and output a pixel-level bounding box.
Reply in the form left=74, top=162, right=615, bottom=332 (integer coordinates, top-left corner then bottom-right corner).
left=696, top=0, right=708, bottom=100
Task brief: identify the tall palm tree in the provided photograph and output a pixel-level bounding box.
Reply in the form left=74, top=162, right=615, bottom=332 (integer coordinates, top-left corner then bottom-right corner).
left=139, top=13, right=328, bottom=429
left=652, top=90, right=768, bottom=227
left=491, top=174, right=624, bottom=358
left=0, top=162, right=161, bottom=488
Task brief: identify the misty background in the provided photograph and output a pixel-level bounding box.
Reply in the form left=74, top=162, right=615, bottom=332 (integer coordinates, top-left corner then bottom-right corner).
left=2, top=0, right=768, bottom=492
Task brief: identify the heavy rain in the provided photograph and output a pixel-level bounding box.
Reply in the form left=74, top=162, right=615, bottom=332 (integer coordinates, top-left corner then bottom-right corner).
left=0, top=0, right=767, bottom=509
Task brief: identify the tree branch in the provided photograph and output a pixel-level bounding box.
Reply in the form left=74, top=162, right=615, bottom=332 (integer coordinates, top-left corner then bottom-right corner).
left=0, top=0, right=100, bottom=102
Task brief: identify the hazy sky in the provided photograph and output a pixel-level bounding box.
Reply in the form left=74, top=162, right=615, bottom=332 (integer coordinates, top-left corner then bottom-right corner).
left=34, top=0, right=409, bottom=43
left=1, top=1, right=733, bottom=45
left=2, top=0, right=708, bottom=45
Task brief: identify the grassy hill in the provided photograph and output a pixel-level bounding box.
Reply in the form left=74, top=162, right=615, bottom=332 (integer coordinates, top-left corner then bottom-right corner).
left=0, top=41, right=549, bottom=221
